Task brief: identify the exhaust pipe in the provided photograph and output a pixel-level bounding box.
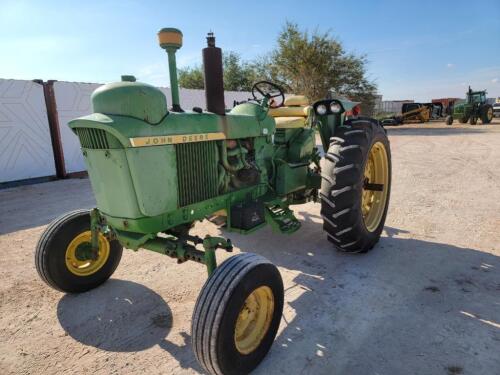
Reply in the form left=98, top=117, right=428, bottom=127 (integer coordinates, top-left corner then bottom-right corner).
left=203, top=32, right=225, bottom=115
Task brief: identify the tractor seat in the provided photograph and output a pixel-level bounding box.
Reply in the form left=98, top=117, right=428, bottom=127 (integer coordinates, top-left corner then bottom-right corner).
left=268, top=95, right=311, bottom=128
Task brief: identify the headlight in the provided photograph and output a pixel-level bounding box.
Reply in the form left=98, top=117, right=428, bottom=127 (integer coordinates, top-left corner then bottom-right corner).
left=330, top=102, right=342, bottom=113
left=316, top=104, right=327, bottom=115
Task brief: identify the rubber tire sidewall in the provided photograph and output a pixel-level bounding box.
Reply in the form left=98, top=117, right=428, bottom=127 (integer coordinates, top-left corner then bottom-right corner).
left=36, top=210, right=122, bottom=293
left=216, top=263, right=283, bottom=375
left=321, top=119, right=392, bottom=253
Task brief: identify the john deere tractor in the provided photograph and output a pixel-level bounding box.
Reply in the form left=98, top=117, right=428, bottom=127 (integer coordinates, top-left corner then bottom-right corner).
left=35, top=28, right=391, bottom=374
left=446, top=86, right=494, bottom=125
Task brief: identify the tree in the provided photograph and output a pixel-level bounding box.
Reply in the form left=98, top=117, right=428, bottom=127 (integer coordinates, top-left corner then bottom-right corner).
left=178, top=66, right=204, bottom=89
left=177, top=23, right=377, bottom=114
left=223, top=52, right=257, bottom=91
left=257, top=22, right=377, bottom=114
left=178, top=66, right=205, bottom=89
left=178, top=52, right=256, bottom=91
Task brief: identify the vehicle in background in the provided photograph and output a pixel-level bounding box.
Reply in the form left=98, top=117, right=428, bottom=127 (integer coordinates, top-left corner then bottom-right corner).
left=400, top=103, right=430, bottom=123
left=379, top=117, right=399, bottom=126
left=424, top=102, right=444, bottom=120
left=493, top=97, right=500, bottom=118
left=432, top=98, right=460, bottom=117
left=379, top=103, right=430, bottom=126
left=446, top=87, right=494, bottom=125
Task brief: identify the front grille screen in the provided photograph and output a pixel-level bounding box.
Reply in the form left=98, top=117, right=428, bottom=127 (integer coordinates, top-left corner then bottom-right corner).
left=176, top=141, right=219, bottom=207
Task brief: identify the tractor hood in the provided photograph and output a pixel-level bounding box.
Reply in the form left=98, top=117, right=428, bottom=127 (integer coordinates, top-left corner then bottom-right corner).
left=92, top=80, right=168, bottom=124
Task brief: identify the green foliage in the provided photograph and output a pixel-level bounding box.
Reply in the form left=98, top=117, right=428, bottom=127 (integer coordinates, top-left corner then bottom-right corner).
left=223, top=52, right=256, bottom=91
left=178, top=66, right=204, bottom=89
left=178, top=52, right=256, bottom=91
left=260, top=22, right=377, bottom=114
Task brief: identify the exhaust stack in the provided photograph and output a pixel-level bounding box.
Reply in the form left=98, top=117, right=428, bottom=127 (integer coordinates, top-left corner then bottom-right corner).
left=158, top=27, right=183, bottom=112
left=203, top=32, right=225, bottom=115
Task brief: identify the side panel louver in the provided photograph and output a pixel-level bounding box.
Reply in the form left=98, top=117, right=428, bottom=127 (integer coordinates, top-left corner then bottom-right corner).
left=75, top=128, right=110, bottom=149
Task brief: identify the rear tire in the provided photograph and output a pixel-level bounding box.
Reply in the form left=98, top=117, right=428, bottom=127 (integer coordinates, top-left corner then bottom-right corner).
left=35, top=209, right=123, bottom=293
left=320, top=119, right=391, bottom=253
left=480, top=104, right=493, bottom=124
left=192, top=253, right=283, bottom=375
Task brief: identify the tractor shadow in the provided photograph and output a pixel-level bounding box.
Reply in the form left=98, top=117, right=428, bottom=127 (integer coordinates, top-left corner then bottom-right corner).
left=223, top=210, right=500, bottom=375
left=57, top=279, right=204, bottom=373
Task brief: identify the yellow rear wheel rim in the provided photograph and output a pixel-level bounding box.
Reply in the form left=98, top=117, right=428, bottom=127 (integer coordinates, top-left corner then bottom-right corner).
left=362, top=142, right=389, bottom=232
left=65, top=231, right=110, bottom=276
left=234, top=286, right=274, bottom=355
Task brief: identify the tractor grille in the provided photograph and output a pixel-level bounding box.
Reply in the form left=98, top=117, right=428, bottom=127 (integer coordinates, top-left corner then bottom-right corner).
left=176, top=141, right=219, bottom=207
left=75, top=128, right=110, bottom=149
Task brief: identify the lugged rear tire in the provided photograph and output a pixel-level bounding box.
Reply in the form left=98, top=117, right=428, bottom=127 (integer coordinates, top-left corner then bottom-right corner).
left=320, top=118, right=391, bottom=253
left=480, top=104, right=493, bottom=124
left=35, top=209, right=123, bottom=293
left=191, top=253, right=284, bottom=375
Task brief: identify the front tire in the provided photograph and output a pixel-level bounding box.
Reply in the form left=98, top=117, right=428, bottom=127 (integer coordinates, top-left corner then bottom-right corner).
left=35, top=209, right=123, bottom=293
left=459, top=116, right=469, bottom=124
left=470, top=116, right=477, bottom=125
left=445, top=115, right=453, bottom=125
left=320, top=119, right=391, bottom=253
left=191, top=253, right=284, bottom=375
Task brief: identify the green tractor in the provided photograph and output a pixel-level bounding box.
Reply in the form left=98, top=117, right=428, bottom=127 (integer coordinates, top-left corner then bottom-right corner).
left=446, top=86, right=494, bottom=125
left=35, top=28, right=391, bottom=374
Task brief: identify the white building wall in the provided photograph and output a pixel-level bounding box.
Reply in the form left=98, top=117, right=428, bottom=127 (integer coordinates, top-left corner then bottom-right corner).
left=0, top=79, right=56, bottom=183
left=53, top=81, right=101, bottom=174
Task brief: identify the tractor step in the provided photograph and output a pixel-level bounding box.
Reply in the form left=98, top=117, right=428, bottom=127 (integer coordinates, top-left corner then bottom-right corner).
left=265, top=205, right=301, bottom=234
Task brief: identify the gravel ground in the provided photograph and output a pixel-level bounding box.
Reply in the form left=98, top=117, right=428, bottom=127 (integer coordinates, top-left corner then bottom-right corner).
left=1, top=121, right=499, bottom=375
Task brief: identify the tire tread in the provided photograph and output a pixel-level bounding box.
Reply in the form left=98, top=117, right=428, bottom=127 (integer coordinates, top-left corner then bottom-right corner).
left=192, top=253, right=272, bottom=375
left=320, top=119, right=391, bottom=253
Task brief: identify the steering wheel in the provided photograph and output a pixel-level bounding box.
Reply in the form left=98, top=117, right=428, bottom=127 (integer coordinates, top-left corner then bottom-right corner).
left=251, top=81, right=285, bottom=108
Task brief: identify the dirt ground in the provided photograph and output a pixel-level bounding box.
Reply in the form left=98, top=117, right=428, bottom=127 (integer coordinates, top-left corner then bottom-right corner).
left=1, top=120, right=499, bottom=375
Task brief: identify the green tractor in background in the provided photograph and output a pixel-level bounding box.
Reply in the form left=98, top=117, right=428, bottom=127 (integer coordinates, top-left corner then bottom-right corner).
left=35, top=28, right=392, bottom=374
left=446, top=86, right=494, bottom=125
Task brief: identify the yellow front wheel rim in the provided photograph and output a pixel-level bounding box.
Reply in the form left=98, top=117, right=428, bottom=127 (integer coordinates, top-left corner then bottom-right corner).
left=487, top=108, right=493, bottom=121
left=65, top=231, right=110, bottom=276
left=234, top=286, right=274, bottom=355
left=362, top=142, right=389, bottom=232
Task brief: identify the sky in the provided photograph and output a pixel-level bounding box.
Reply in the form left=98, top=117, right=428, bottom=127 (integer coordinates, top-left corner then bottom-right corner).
left=1, top=0, right=499, bottom=101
